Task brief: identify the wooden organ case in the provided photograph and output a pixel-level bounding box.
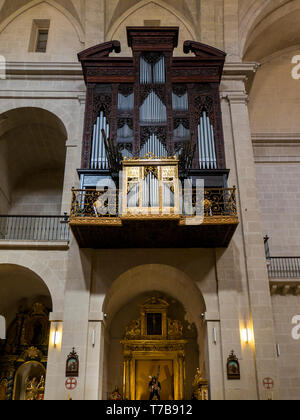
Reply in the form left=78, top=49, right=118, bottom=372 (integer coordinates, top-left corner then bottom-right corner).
left=70, top=27, right=239, bottom=248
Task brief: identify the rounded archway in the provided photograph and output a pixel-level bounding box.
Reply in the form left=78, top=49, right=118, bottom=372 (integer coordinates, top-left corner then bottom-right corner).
left=0, top=107, right=67, bottom=216
left=0, top=264, right=53, bottom=330
left=0, top=264, right=52, bottom=400
left=102, top=264, right=208, bottom=401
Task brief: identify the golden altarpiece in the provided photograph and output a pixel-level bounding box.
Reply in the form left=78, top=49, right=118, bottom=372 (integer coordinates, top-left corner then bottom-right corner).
left=0, top=302, right=49, bottom=400
left=121, top=297, right=188, bottom=400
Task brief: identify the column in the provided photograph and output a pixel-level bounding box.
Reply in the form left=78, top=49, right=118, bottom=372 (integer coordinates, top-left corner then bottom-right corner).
left=84, top=317, right=105, bottom=400
left=44, top=315, right=64, bottom=400
left=205, top=315, right=225, bottom=400
left=221, top=78, right=280, bottom=399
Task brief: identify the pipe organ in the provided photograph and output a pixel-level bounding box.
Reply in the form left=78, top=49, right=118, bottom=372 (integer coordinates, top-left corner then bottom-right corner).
left=70, top=28, right=240, bottom=249
left=78, top=26, right=228, bottom=191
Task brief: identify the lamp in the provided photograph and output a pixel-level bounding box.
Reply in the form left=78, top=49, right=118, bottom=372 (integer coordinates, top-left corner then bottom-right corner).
left=52, top=328, right=61, bottom=348
left=241, top=328, right=250, bottom=344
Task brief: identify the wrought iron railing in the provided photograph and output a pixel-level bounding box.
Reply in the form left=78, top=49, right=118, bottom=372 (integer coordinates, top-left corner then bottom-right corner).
left=0, top=215, right=70, bottom=241
left=267, top=257, right=300, bottom=279
left=70, top=188, right=238, bottom=219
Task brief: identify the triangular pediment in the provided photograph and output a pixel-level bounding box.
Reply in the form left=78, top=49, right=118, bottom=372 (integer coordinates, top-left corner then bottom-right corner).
left=183, top=41, right=226, bottom=59
left=78, top=41, right=121, bottom=61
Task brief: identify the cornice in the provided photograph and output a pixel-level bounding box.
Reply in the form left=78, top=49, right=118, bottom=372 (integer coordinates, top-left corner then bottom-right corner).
left=4, top=61, right=83, bottom=80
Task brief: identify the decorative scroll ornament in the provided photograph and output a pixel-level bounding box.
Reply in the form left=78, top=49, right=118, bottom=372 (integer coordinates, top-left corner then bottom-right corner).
left=20, top=346, right=43, bottom=361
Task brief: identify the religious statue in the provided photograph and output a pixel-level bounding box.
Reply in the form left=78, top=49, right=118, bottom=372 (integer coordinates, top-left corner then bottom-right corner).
left=25, top=375, right=45, bottom=400
left=110, top=386, right=122, bottom=400
left=149, top=366, right=161, bottom=401
left=192, top=368, right=208, bottom=401
left=149, top=376, right=161, bottom=401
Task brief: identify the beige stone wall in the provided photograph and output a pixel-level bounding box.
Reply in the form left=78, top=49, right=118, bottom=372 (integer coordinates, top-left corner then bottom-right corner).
left=0, top=2, right=83, bottom=62
left=272, top=294, right=300, bottom=400
left=9, top=170, right=64, bottom=216
left=249, top=48, right=300, bottom=256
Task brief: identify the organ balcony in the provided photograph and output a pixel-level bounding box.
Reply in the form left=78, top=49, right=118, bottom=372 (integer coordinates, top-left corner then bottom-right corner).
left=69, top=157, right=239, bottom=248
left=70, top=26, right=239, bottom=248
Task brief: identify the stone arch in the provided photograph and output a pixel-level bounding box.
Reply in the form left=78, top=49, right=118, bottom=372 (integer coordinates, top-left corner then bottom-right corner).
left=102, top=263, right=206, bottom=335
left=0, top=264, right=57, bottom=325
left=0, top=0, right=84, bottom=43
left=106, top=0, right=197, bottom=44
left=0, top=102, right=74, bottom=143
left=102, top=263, right=207, bottom=400
left=241, top=0, right=300, bottom=60
left=0, top=107, right=68, bottom=214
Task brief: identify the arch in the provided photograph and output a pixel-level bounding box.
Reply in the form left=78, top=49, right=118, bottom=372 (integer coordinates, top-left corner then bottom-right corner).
left=0, top=0, right=84, bottom=43
left=106, top=0, right=197, bottom=43
left=0, top=106, right=67, bottom=139
left=0, top=262, right=63, bottom=316
left=0, top=107, right=68, bottom=199
left=0, top=103, right=73, bottom=141
left=241, top=0, right=300, bottom=59
left=102, top=263, right=206, bottom=334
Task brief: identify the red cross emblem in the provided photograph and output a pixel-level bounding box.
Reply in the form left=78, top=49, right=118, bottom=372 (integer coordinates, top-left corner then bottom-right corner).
left=263, top=378, right=274, bottom=390
left=65, top=377, right=77, bottom=390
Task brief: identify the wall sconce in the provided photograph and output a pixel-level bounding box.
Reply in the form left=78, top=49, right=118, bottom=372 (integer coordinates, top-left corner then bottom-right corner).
left=52, top=328, right=61, bottom=348
left=92, top=329, right=96, bottom=347
left=241, top=328, right=250, bottom=344
left=213, top=327, right=217, bottom=344
left=276, top=344, right=281, bottom=357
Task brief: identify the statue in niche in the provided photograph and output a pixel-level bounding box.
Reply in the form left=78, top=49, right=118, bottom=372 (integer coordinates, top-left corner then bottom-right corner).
left=149, top=366, right=161, bottom=401
left=25, top=375, right=45, bottom=400
left=148, top=376, right=161, bottom=401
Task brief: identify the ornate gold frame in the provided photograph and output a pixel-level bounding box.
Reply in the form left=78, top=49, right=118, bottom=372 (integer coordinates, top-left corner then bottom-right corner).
left=121, top=297, right=187, bottom=401
left=121, top=340, right=187, bottom=401
left=122, top=155, right=180, bottom=219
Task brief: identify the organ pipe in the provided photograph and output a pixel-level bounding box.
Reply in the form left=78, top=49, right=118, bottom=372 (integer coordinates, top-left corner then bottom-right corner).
left=140, top=134, right=168, bottom=158
left=90, top=111, right=110, bottom=169
left=140, top=55, right=165, bottom=84
left=197, top=111, right=217, bottom=169
left=140, top=90, right=167, bottom=123
left=173, top=124, right=190, bottom=140
left=118, top=93, right=134, bottom=111
left=172, top=92, right=188, bottom=111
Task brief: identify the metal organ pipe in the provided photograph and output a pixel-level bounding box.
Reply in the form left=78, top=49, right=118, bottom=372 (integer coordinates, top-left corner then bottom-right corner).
left=143, top=172, right=159, bottom=208
left=197, top=111, right=217, bottom=169
left=140, top=134, right=167, bottom=158
left=90, top=111, right=109, bottom=169
left=118, top=93, right=134, bottom=111
left=140, top=91, right=166, bottom=124
left=140, top=55, right=165, bottom=84
left=172, top=92, right=188, bottom=111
